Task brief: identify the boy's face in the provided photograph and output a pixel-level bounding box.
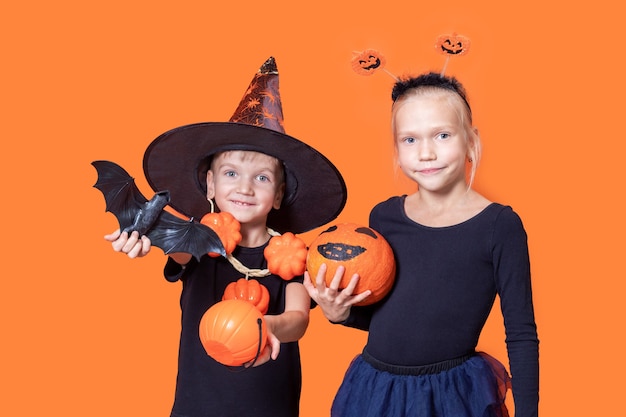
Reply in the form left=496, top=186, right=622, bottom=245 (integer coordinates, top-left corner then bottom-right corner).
left=205, top=150, right=285, bottom=227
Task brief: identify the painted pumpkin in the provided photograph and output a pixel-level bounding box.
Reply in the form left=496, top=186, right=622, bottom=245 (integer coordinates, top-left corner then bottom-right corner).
left=306, top=223, right=395, bottom=306
left=436, top=33, right=471, bottom=56
left=264, top=232, right=308, bottom=281
left=222, top=278, right=270, bottom=314
left=199, top=299, right=267, bottom=366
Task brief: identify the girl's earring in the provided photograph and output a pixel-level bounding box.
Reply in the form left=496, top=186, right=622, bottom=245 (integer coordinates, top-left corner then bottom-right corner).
left=468, top=158, right=473, bottom=163
left=208, top=198, right=216, bottom=213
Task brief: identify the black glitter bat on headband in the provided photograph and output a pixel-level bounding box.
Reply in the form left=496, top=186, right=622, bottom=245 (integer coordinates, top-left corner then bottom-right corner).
left=92, top=160, right=225, bottom=260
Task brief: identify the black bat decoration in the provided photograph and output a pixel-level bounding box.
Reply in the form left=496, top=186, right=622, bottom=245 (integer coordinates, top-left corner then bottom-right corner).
left=92, top=160, right=225, bottom=260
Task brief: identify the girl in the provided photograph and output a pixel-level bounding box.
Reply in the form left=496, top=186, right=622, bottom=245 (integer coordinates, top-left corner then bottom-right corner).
left=304, top=72, right=539, bottom=417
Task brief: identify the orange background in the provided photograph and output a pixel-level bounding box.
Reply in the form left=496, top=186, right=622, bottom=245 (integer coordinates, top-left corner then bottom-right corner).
left=2, top=1, right=624, bottom=416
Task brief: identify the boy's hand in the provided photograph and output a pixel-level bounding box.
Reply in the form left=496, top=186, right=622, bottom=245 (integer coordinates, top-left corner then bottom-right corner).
left=303, top=264, right=371, bottom=323
left=105, top=229, right=152, bottom=258
left=246, top=329, right=280, bottom=367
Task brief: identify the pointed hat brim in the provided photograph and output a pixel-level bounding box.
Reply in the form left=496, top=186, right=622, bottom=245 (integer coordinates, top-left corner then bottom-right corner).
left=143, top=121, right=347, bottom=234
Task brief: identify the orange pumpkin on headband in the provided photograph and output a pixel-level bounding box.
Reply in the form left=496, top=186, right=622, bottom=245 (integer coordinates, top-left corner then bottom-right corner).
left=436, top=33, right=471, bottom=56
left=306, top=223, right=396, bottom=306
left=199, top=299, right=267, bottom=366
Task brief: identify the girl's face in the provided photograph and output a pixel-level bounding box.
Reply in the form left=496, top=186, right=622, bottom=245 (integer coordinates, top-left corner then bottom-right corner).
left=393, top=91, right=472, bottom=194
left=205, top=150, right=285, bottom=228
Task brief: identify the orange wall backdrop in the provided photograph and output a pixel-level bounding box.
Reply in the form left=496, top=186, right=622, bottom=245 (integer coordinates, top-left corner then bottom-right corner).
left=2, top=1, right=624, bottom=416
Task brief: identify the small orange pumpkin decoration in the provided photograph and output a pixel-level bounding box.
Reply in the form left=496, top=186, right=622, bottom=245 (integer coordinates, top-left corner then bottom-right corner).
left=436, top=33, right=471, bottom=56
left=199, top=299, right=267, bottom=366
left=264, top=232, right=308, bottom=281
left=351, top=49, right=387, bottom=76
left=222, top=278, right=270, bottom=314
left=306, top=223, right=396, bottom=306
left=200, top=212, right=242, bottom=257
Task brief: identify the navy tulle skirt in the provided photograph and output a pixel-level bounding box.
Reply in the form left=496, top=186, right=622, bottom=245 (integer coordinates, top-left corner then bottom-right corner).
left=331, top=350, right=511, bottom=417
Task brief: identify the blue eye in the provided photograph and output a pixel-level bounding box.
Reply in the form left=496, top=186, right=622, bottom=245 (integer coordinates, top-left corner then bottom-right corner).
left=437, top=133, right=450, bottom=140
left=404, top=137, right=416, bottom=144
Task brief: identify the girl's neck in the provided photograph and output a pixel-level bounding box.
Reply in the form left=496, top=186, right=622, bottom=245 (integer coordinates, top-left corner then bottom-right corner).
left=404, top=187, right=490, bottom=227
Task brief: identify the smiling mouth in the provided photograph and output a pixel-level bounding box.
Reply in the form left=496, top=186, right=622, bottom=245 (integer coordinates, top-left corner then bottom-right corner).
left=230, top=200, right=255, bottom=207
left=418, top=168, right=441, bottom=174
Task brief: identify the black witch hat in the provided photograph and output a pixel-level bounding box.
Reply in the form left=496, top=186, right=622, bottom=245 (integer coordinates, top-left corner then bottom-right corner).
left=143, top=57, right=347, bottom=234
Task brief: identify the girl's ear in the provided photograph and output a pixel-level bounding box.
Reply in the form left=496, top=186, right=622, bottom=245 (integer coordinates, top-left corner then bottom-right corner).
left=205, top=170, right=215, bottom=199
left=467, top=127, right=480, bottom=160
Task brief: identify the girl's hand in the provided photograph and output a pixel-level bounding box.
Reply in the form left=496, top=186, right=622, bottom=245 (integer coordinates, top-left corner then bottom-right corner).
left=303, top=264, right=371, bottom=323
left=104, top=229, right=152, bottom=258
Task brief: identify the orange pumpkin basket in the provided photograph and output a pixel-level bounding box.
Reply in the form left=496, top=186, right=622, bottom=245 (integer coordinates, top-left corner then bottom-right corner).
left=198, top=299, right=267, bottom=366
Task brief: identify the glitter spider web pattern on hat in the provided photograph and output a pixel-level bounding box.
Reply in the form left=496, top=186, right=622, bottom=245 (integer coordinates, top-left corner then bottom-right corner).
left=229, top=56, right=285, bottom=133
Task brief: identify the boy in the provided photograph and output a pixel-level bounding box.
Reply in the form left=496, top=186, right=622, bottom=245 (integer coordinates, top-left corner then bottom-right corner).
left=105, top=57, right=346, bottom=417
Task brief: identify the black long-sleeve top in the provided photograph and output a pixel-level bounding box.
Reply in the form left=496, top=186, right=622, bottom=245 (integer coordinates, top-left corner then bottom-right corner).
left=163, top=244, right=304, bottom=417
left=342, top=196, right=539, bottom=417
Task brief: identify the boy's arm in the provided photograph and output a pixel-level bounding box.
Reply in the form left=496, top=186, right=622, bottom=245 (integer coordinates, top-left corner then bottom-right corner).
left=247, top=282, right=310, bottom=366
left=264, top=282, right=310, bottom=343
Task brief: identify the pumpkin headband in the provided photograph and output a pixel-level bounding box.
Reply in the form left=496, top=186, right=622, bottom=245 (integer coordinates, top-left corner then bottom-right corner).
left=351, top=33, right=472, bottom=111
left=351, top=32, right=471, bottom=80
left=143, top=57, right=347, bottom=235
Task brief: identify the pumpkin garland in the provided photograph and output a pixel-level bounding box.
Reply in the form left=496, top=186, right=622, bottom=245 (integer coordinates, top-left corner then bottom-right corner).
left=200, top=211, right=242, bottom=257
left=222, top=278, right=270, bottom=314
left=264, top=232, right=308, bottom=281
left=200, top=201, right=308, bottom=282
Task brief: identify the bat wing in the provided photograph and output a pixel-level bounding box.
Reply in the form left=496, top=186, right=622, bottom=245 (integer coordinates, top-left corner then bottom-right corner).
left=147, top=211, right=226, bottom=260
left=92, top=160, right=225, bottom=260
left=92, top=160, right=147, bottom=230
